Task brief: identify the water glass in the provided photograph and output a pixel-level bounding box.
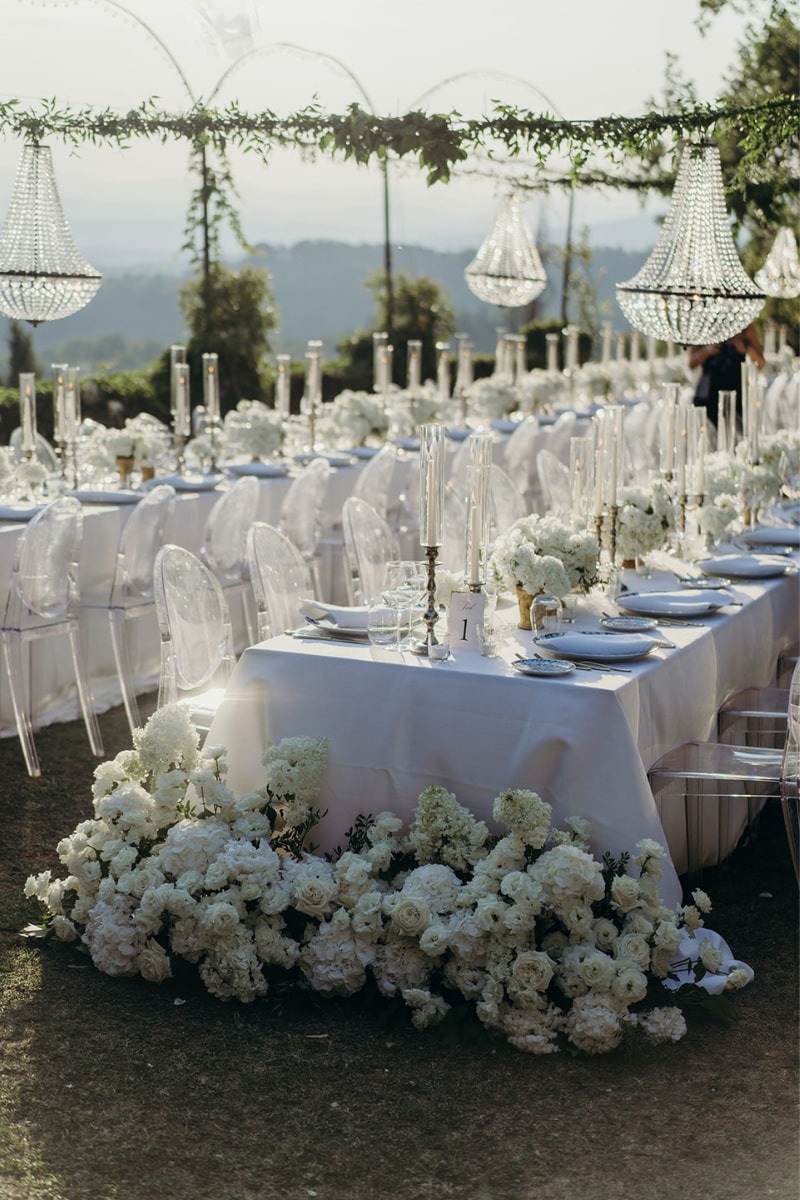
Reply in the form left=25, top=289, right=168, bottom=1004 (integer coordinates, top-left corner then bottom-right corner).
left=367, top=601, right=398, bottom=648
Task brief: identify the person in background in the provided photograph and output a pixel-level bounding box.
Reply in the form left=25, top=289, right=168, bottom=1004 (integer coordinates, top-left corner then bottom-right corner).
left=688, top=322, right=766, bottom=428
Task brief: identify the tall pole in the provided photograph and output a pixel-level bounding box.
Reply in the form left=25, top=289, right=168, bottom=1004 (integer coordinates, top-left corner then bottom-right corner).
left=560, top=183, right=576, bottom=326
left=382, top=158, right=394, bottom=342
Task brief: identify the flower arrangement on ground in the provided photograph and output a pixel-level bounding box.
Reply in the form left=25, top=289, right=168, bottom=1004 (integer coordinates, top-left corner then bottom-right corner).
left=490, top=513, right=601, bottom=600
left=616, top=481, right=675, bottom=562
left=25, top=707, right=750, bottom=1055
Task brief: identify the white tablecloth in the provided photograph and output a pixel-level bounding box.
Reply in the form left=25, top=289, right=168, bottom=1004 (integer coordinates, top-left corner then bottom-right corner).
left=207, top=563, right=800, bottom=908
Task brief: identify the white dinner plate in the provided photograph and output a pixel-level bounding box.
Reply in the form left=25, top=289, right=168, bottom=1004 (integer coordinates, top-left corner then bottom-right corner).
left=347, top=446, right=380, bottom=459
left=618, top=589, right=730, bottom=617
left=698, top=554, right=792, bottom=579
left=512, top=657, right=577, bottom=677
left=294, top=453, right=357, bottom=468
left=600, top=614, right=658, bottom=633
left=740, top=525, right=800, bottom=548
left=149, top=473, right=223, bottom=492
left=225, top=460, right=290, bottom=478
left=300, top=600, right=371, bottom=631
left=446, top=427, right=472, bottom=441
left=0, top=502, right=45, bottom=521
left=490, top=418, right=520, bottom=434
left=533, top=630, right=659, bottom=662
left=309, top=620, right=370, bottom=640
left=68, top=488, right=141, bottom=504
left=390, top=437, right=420, bottom=451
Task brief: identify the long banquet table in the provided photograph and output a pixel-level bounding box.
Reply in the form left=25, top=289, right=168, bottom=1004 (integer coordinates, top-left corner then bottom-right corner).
left=206, top=559, right=800, bottom=908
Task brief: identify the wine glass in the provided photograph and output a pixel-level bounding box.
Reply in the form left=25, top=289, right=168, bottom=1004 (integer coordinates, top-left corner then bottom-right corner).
left=381, top=560, right=427, bottom=650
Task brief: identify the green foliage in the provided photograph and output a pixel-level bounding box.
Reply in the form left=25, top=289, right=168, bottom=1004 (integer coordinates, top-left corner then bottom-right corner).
left=0, top=93, right=794, bottom=189
left=335, top=271, right=457, bottom=390
left=177, top=263, right=277, bottom=410
left=6, top=321, right=39, bottom=384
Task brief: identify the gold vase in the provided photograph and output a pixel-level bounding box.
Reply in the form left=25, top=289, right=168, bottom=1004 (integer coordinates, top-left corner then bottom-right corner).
left=140, top=464, right=155, bottom=482
left=516, top=584, right=536, bottom=630
left=116, top=455, right=135, bottom=488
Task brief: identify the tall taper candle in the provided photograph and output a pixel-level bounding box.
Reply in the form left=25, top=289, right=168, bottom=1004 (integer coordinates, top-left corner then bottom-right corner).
left=52, top=362, right=68, bottom=444
left=419, top=423, right=446, bottom=547
left=202, top=353, right=220, bottom=423
left=407, top=340, right=422, bottom=390
left=173, top=363, right=191, bottom=438
left=275, top=354, right=291, bottom=419
left=19, top=373, right=36, bottom=455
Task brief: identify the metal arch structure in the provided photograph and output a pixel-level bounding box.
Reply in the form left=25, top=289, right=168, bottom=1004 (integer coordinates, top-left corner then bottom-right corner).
left=207, top=40, right=394, bottom=339
left=410, top=69, right=576, bottom=325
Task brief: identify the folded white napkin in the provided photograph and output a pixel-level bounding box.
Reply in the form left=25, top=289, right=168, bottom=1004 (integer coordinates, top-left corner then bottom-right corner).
left=663, top=927, right=754, bottom=995
left=299, top=599, right=370, bottom=630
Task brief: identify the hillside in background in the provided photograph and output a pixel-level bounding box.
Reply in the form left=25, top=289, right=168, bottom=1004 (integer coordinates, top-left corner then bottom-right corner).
left=0, top=241, right=647, bottom=377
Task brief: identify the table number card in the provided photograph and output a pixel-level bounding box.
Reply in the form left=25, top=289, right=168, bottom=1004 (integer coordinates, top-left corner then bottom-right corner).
left=447, top=590, right=487, bottom=652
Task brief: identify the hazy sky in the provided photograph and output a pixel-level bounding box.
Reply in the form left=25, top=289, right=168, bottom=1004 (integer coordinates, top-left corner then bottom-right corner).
left=0, top=0, right=757, bottom=269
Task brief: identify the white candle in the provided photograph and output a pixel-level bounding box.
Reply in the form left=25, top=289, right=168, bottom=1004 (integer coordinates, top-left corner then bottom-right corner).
left=276, top=354, right=291, bottom=419
left=600, top=322, right=612, bottom=366
left=696, top=429, right=706, bottom=495
left=202, top=352, right=220, bottom=423
left=676, top=408, right=687, bottom=495
left=515, top=337, right=526, bottom=382
left=420, top=424, right=444, bottom=547
left=372, top=331, right=388, bottom=392
left=173, top=363, right=190, bottom=437
left=662, top=401, right=675, bottom=476
left=593, top=445, right=605, bottom=519
left=436, top=343, right=450, bottom=400
left=52, top=363, right=68, bottom=443
left=65, top=368, right=81, bottom=443
left=426, top=457, right=437, bottom=545
left=19, top=373, right=36, bottom=454
left=169, top=344, right=186, bottom=417
left=467, top=474, right=482, bottom=586
left=407, top=340, right=422, bottom=390
left=546, top=333, right=559, bottom=374
left=608, top=433, right=618, bottom=506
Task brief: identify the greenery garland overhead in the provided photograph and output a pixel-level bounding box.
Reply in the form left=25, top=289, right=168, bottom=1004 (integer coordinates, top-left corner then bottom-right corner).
left=0, top=94, right=795, bottom=189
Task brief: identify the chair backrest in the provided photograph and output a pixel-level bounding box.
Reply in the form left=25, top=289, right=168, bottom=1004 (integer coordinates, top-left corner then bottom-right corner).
left=278, top=457, right=331, bottom=561
left=342, top=497, right=400, bottom=604
left=782, top=657, right=800, bottom=782
left=351, top=443, right=397, bottom=519
left=8, top=495, right=83, bottom=620
left=202, top=475, right=260, bottom=584
left=154, top=544, right=235, bottom=705
left=489, top=464, right=527, bottom=536
left=546, top=411, right=578, bottom=463
left=503, top=417, right=544, bottom=505
left=10, top=427, right=60, bottom=471
left=246, top=522, right=312, bottom=639
left=113, top=484, right=176, bottom=601
left=537, top=448, right=571, bottom=516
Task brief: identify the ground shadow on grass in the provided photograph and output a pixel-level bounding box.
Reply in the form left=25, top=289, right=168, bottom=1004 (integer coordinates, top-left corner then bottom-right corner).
left=1, top=702, right=798, bottom=1200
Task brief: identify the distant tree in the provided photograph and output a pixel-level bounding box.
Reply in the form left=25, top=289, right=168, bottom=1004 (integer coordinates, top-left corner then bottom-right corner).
left=6, top=321, right=39, bottom=384
left=179, top=263, right=278, bottom=408
left=337, top=271, right=457, bottom=390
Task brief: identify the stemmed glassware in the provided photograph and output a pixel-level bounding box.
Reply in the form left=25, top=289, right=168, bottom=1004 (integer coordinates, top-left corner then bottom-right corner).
left=370, top=560, right=427, bottom=650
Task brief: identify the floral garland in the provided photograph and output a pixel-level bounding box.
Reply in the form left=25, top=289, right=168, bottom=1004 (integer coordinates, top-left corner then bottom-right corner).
left=25, top=706, right=751, bottom=1055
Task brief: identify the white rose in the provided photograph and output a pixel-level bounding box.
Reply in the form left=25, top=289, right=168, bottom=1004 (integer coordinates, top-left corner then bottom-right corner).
left=580, top=951, right=616, bottom=991
left=610, top=875, right=641, bottom=913
left=419, top=923, right=449, bottom=957
left=138, top=939, right=172, bottom=984
left=292, top=876, right=337, bottom=919
left=508, top=950, right=555, bottom=997
left=391, top=896, right=432, bottom=938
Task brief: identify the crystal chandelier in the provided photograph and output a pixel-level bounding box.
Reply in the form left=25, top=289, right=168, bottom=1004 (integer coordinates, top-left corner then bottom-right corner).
left=616, top=142, right=764, bottom=345
left=754, top=226, right=800, bottom=298
left=465, top=193, right=547, bottom=308
left=0, top=144, right=102, bottom=326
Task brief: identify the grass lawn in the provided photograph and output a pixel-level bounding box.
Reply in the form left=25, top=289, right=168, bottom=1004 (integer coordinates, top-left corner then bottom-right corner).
left=1, top=698, right=797, bottom=1200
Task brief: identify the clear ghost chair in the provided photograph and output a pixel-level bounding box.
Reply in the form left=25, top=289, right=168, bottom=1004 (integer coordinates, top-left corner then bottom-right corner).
left=79, top=484, right=176, bottom=737
left=536, top=449, right=572, bottom=516
left=648, top=659, right=800, bottom=888
left=545, top=411, right=578, bottom=463
left=153, top=544, right=236, bottom=732
left=9, top=427, right=60, bottom=472
left=201, top=475, right=260, bottom=649
left=342, top=497, right=400, bottom=604
left=277, top=457, right=331, bottom=598
left=503, top=417, right=545, bottom=511
left=351, top=443, right=398, bottom=521
left=0, top=495, right=104, bottom=776
left=246, top=521, right=312, bottom=641
left=489, top=464, right=527, bottom=541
